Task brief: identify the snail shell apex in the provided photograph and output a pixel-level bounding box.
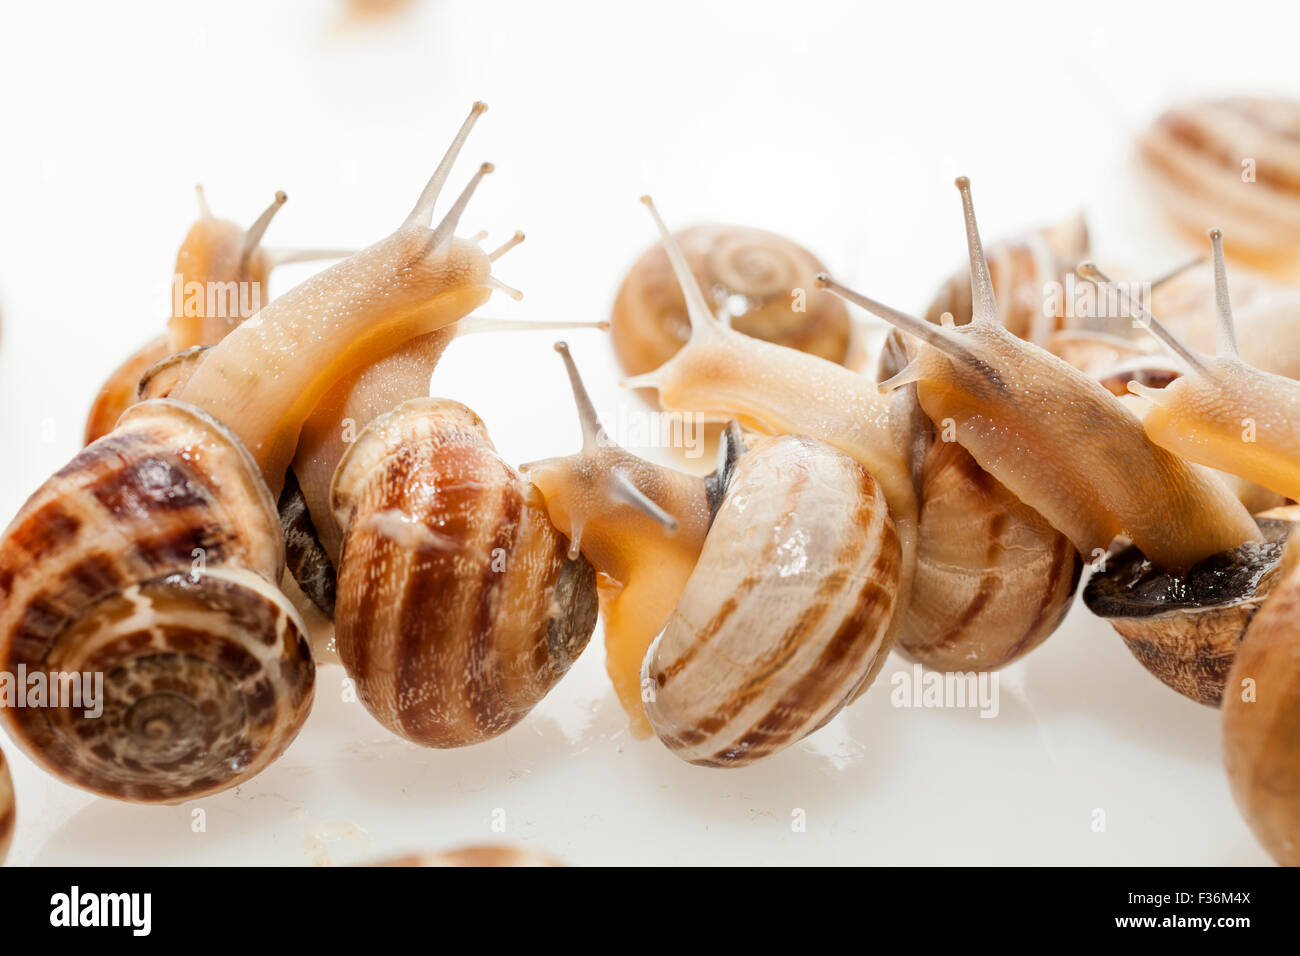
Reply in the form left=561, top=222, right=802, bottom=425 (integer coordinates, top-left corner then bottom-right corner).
left=611, top=224, right=852, bottom=379
left=331, top=398, right=598, bottom=748
left=643, top=434, right=899, bottom=767
left=0, top=399, right=314, bottom=802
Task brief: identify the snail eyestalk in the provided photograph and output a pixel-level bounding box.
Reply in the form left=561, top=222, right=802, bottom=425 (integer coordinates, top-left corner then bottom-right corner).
left=240, top=190, right=288, bottom=268
left=640, top=195, right=723, bottom=340
left=404, top=100, right=488, bottom=229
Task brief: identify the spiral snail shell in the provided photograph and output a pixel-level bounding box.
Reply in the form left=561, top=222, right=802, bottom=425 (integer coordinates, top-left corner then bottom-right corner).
left=1139, top=97, right=1300, bottom=274
left=330, top=398, right=598, bottom=747
left=642, top=433, right=900, bottom=767
left=0, top=745, right=13, bottom=864
left=0, top=399, right=314, bottom=801
left=611, top=223, right=852, bottom=380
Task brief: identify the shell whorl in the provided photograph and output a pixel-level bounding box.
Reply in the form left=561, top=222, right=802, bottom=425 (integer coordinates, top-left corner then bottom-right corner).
left=643, top=434, right=900, bottom=767
left=0, top=399, right=314, bottom=802
left=611, top=224, right=851, bottom=378
left=331, top=398, right=598, bottom=748
left=0, top=746, right=13, bottom=864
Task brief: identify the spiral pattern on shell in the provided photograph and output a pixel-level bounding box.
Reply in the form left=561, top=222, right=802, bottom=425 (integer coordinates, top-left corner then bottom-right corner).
left=0, top=745, right=13, bottom=864
left=611, top=224, right=852, bottom=378
left=0, top=399, right=314, bottom=802
left=643, top=434, right=900, bottom=767
left=331, top=398, right=598, bottom=748
left=1140, top=98, right=1300, bottom=262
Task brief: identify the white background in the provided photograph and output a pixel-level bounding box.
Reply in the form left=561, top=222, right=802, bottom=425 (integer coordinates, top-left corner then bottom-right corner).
left=0, top=0, right=1293, bottom=865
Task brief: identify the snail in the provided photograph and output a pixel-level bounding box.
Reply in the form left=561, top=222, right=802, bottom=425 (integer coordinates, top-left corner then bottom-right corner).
left=616, top=196, right=920, bottom=700
left=526, top=345, right=898, bottom=767
left=926, top=213, right=1089, bottom=347
left=330, top=398, right=599, bottom=747
left=374, top=844, right=561, bottom=867
left=84, top=188, right=346, bottom=444
left=1077, top=230, right=1300, bottom=706
left=611, top=223, right=852, bottom=382
left=816, top=177, right=1259, bottom=573
left=878, top=331, right=1081, bottom=671
left=1223, top=530, right=1300, bottom=866
left=0, top=745, right=12, bottom=864
left=0, top=104, right=509, bottom=801
left=1139, top=97, right=1300, bottom=276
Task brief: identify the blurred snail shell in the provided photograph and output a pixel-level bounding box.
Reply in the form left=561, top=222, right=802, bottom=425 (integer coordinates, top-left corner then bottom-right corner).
left=1084, top=511, right=1296, bottom=707
left=374, top=844, right=561, bottom=867
left=925, top=214, right=1089, bottom=346
left=331, top=398, right=598, bottom=748
left=1139, top=98, right=1300, bottom=271
left=878, top=329, right=1081, bottom=673
left=1223, top=530, right=1300, bottom=865
left=642, top=433, right=900, bottom=767
left=611, top=224, right=852, bottom=380
left=0, top=745, right=13, bottom=864
left=0, top=399, right=314, bottom=802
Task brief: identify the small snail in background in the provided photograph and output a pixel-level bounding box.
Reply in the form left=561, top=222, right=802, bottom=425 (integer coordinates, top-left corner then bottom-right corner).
left=1139, top=97, right=1300, bottom=277
left=527, top=345, right=897, bottom=767
left=925, top=213, right=1089, bottom=347
left=1079, top=231, right=1300, bottom=707
left=0, top=105, right=511, bottom=802
left=374, top=844, right=561, bottom=867
left=84, top=189, right=346, bottom=444
left=610, top=223, right=852, bottom=381
left=0, top=745, right=13, bottom=864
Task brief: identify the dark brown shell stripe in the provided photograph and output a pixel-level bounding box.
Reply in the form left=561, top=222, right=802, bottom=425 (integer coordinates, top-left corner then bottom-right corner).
left=0, top=401, right=313, bottom=802
left=334, top=399, right=596, bottom=748
left=645, top=435, right=900, bottom=767
left=0, top=746, right=13, bottom=863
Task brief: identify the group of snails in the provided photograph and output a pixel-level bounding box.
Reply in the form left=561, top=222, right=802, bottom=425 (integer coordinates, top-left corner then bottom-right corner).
left=0, top=95, right=1298, bottom=867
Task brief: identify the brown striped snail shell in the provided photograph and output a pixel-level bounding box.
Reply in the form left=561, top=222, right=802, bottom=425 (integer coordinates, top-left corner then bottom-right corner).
left=611, top=223, right=852, bottom=381
left=925, top=213, right=1089, bottom=346
left=374, top=844, right=561, bottom=867
left=0, top=399, right=314, bottom=802
left=1139, top=98, right=1300, bottom=273
left=1223, top=530, right=1300, bottom=865
left=878, top=329, right=1081, bottom=673
left=330, top=397, right=598, bottom=748
left=642, top=433, right=900, bottom=768
left=0, top=745, right=13, bottom=864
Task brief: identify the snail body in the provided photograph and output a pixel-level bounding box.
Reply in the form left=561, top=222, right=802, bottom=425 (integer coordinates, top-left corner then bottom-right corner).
left=611, top=223, right=851, bottom=380
left=84, top=190, right=346, bottom=445
left=818, top=179, right=1260, bottom=577
left=331, top=398, right=598, bottom=747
